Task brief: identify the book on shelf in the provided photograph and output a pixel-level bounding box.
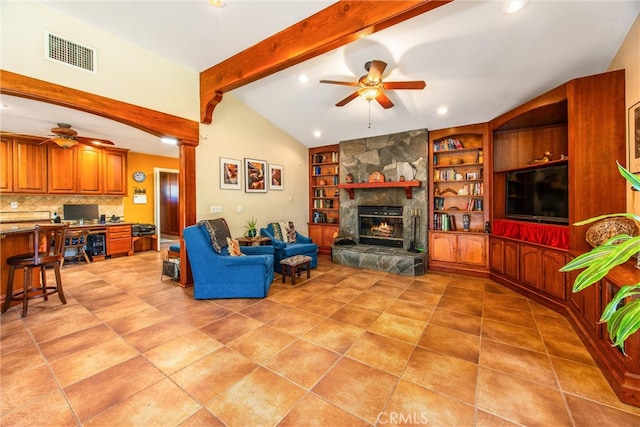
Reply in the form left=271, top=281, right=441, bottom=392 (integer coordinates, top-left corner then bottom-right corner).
left=434, top=137, right=464, bottom=152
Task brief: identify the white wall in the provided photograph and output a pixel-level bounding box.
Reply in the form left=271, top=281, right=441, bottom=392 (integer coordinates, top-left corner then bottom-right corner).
left=198, top=95, right=309, bottom=237
left=609, top=13, right=640, bottom=214
left=0, top=0, right=198, bottom=120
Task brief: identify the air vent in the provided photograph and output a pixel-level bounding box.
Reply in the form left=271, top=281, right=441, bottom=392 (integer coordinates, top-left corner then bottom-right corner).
left=45, top=32, right=96, bottom=73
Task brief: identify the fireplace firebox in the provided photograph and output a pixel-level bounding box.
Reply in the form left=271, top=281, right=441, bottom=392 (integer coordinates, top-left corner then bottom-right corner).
left=358, top=206, right=404, bottom=248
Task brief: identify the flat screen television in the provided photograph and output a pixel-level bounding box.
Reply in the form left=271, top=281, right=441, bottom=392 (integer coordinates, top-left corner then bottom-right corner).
left=505, top=164, right=569, bottom=224
left=63, top=204, right=99, bottom=221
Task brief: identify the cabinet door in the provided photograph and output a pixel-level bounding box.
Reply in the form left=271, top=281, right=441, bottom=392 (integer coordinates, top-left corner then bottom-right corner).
left=14, top=139, right=47, bottom=193
left=77, top=145, right=103, bottom=194
left=520, top=244, right=540, bottom=289
left=457, top=234, right=487, bottom=266
left=540, top=249, right=566, bottom=299
left=489, top=237, right=504, bottom=274
left=47, top=145, right=77, bottom=193
left=0, top=137, right=13, bottom=192
left=504, top=241, right=519, bottom=280
left=429, top=233, right=457, bottom=263
left=103, top=149, right=127, bottom=195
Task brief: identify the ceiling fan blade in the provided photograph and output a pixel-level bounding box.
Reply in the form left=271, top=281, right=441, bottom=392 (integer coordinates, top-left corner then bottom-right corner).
left=367, top=60, right=387, bottom=83
left=383, top=81, right=426, bottom=90
left=39, top=138, right=52, bottom=146
left=335, top=91, right=360, bottom=107
left=375, top=92, right=394, bottom=109
left=319, top=80, right=358, bottom=87
left=76, top=136, right=115, bottom=146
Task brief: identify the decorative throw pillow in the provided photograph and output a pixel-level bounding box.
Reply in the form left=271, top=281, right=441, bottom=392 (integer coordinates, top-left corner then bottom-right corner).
left=270, top=222, right=287, bottom=242
left=199, top=218, right=231, bottom=253
left=226, top=237, right=244, bottom=256
left=286, top=221, right=296, bottom=243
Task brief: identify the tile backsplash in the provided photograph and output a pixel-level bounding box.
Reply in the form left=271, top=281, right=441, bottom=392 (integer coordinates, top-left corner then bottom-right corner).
left=0, top=195, right=124, bottom=223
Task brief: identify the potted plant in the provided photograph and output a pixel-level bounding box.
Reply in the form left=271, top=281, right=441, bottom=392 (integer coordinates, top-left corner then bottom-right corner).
left=244, top=216, right=258, bottom=238
left=560, top=162, right=640, bottom=353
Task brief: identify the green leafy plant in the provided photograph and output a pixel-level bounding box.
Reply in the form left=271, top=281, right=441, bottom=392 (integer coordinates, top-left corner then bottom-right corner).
left=244, top=216, right=258, bottom=238
left=560, top=162, right=640, bottom=353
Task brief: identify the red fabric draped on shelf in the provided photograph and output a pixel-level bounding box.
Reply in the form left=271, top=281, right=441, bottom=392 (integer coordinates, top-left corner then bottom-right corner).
left=493, top=219, right=569, bottom=249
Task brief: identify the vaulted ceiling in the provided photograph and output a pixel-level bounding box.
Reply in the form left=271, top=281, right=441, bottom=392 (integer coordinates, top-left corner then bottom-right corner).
left=1, top=1, right=638, bottom=157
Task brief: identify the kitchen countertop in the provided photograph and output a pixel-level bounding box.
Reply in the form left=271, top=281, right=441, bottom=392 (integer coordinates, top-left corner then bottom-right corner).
left=0, top=221, right=133, bottom=235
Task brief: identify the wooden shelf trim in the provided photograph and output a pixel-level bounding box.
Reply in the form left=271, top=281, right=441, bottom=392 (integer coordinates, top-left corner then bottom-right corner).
left=338, top=180, right=421, bottom=199
left=494, top=158, right=567, bottom=174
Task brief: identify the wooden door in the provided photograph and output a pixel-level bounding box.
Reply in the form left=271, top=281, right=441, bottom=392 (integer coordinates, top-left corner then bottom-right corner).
left=160, top=171, right=180, bottom=236
left=489, top=237, right=504, bottom=274
left=429, top=232, right=457, bottom=263
left=458, top=234, right=487, bottom=266
left=540, top=249, right=566, bottom=299
left=503, top=241, right=519, bottom=281
left=519, top=244, right=540, bottom=289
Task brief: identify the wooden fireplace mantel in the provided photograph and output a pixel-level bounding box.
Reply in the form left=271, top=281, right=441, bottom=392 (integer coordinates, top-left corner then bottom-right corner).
left=338, top=181, right=421, bottom=199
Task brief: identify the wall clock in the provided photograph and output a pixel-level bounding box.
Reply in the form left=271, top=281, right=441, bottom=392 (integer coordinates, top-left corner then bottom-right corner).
left=132, top=171, right=146, bottom=182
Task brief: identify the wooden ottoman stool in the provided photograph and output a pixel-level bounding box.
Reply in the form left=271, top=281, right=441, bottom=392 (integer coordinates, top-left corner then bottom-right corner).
left=280, top=255, right=312, bottom=285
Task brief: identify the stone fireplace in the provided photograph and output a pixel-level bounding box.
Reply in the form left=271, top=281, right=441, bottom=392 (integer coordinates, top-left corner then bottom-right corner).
left=332, top=129, right=428, bottom=276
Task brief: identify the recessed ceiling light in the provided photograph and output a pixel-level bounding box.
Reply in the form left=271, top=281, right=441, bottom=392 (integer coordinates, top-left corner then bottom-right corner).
left=207, top=0, right=225, bottom=7
left=160, top=136, right=178, bottom=145
left=436, top=106, right=448, bottom=115
left=313, top=130, right=322, bottom=138
left=298, top=74, right=310, bottom=84
left=503, top=0, right=528, bottom=14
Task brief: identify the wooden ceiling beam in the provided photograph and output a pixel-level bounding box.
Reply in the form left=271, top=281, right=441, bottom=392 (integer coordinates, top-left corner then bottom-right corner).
left=200, top=0, right=452, bottom=123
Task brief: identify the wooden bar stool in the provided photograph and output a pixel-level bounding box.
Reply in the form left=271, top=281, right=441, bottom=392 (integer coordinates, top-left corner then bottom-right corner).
left=60, top=228, right=91, bottom=268
left=2, top=223, right=69, bottom=318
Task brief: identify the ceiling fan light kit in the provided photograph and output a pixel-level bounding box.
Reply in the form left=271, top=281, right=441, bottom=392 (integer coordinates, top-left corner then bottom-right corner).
left=51, top=136, right=78, bottom=148
left=40, top=123, right=115, bottom=148
left=320, top=60, right=426, bottom=110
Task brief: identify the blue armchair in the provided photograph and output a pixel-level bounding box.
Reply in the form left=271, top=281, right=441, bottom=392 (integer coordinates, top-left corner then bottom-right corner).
left=183, top=220, right=274, bottom=299
left=260, top=223, right=318, bottom=273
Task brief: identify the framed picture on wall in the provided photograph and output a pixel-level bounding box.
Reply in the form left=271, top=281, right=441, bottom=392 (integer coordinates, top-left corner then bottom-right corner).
left=245, top=158, right=267, bottom=192
left=269, top=164, right=284, bottom=190
left=220, top=157, right=241, bottom=190
left=630, top=100, right=640, bottom=173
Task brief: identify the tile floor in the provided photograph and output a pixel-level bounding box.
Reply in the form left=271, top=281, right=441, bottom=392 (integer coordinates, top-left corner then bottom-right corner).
left=2, top=250, right=640, bottom=426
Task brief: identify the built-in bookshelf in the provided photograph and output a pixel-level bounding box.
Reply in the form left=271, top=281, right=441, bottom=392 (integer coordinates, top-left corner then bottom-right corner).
left=308, top=144, right=340, bottom=255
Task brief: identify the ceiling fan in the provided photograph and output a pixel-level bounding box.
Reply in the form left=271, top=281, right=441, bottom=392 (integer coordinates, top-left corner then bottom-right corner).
left=320, top=60, right=426, bottom=109
left=40, top=123, right=115, bottom=148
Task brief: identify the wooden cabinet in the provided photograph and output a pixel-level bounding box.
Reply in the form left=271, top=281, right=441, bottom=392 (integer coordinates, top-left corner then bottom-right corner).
left=47, top=145, right=77, bottom=193
left=107, top=224, right=132, bottom=256
left=428, top=123, right=490, bottom=275
left=1, top=133, right=128, bottom=195
left=1, top=137, right=48, bottom=194
left=309, top=144, right=339, bottom=254
left=76, top=145, right=103, bottom=194
left=429, top=232, right=488, bottom=273
left=520, top=244, right=566, bottom=300
left=103, top=149, right=127, bottom=195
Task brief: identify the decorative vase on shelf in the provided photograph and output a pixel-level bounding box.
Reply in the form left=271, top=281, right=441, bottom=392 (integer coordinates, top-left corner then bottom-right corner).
left=462, top=214, right=471, bottom=232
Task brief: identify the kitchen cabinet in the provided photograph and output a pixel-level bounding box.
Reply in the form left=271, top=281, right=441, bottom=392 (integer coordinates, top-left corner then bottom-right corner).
left=77, top=145, right=103, bottom=194
left=107, top=224, right=132, bottom=256
left=0, top=136, right=47, bottom=194
left=103, top=149, right=127, bottom=195
left=429, top=231, right=487, bottom=274
left=47, top=145, right=77, bottom=193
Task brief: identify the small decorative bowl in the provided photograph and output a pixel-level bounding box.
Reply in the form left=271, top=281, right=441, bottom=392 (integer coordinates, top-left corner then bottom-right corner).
left=450, top=158, right=464, bottom=165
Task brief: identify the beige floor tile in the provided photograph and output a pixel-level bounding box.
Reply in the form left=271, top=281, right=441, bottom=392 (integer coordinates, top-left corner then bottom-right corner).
left=565, top=393, right=640, bottom=425
left=480, top=339, right=557, bottom=388
left=278, top=393, right=369, bottom=426
left=346, top=331, right=414, bottom=376
left=384, top=379, right=475, bottom=427
left=297, top=296, right=345, bottom=317
left=105, top=305, right=173, bottom=336
left=403, top=346, right=478, bottom=404
left=1, top=365, right=60, bottom=414
left=171, top=347, right=258, bottom=404
left=123, top=317, right=196, bottom=352
left=430, top=307, right=482, bottom=336
left=268, top=307, right=325, bottom=336
left=85, top=378, right=201, bottom=426
left=303, top=318, right=366, bottom=353
left=0, top=345, right=46, bottom=378
left=178, top=408, right=226, bottom=426
left=199, top=312, right=263, bottom=344
left=481, top=318, right=546, bottom=353
left=437, top=294, right=483, bottom=317
left=227, top=324, right=296, bottom=363
left=330, top=304, right=382, bottom=329
left=369, top=312, right=426, bottom=344
left=321, top=285, right=363, bottom=302
left=0, top=390, right=77, bottom=427
left=482, top=304, right=536, bottom=328
left=171, top=302, right=234, bottom=328
left=418, top=324, right=480, bottom=363
left=240, top=298, right=292, bottom=322
left=0, top=328, right=35, bottom=356
left=398, top=288, right=442, bottom=306
left=477, top=367, right=572, bottom=426
left=442, top=284, right=484, bottom=301
left=350, top=291, right=395, bottom=311
left=264, top=339, right=340, bottom=388
left=447, top=275, right=486, bottom=292
left=64, top=355, right=164, bottom=422
left=313, top=357, right=397, bottom=424
left=38, top=324, right=118, bottom=360
left=26, top=304, right=102, bottom=343
left=385, top=299, right=434, bottom=322
left=144, top=330, right=222, bottom=375
left=207, top=367, right=306, bottom=426
left=409, top=279, right=447, bottom=295
left=475, top=410, right=521, bottom=426
left=483, top=292, right=531, bottom=312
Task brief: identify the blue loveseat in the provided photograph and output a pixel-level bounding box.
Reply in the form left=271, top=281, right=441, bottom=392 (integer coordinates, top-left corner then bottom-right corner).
left=260, top=223, right=318, bottom=273
left=183, top=220, right=274, bottom=299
